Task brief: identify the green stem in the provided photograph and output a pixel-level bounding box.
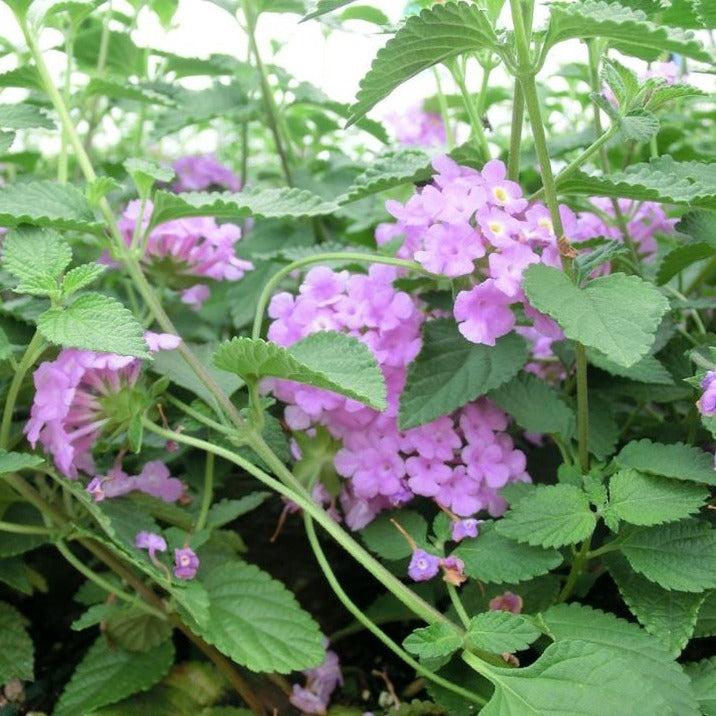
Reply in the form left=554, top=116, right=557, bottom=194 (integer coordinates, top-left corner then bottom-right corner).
left=303, top=515, right=486, bottom=708
left=143, top=419, right=449, bottom=628
left=663, top=285, right=706, bottom=335
left=0, top=520, right=55, bottom=535
left=432, top=67, right=455, bottom=150
left=447, top=583, right=471, bottom=629
left=165, top=395, right=236, bottom=436
left=557, top=536, right=591, bottom=603
left=686, top=255, right=716, bottom=295
left=575, top=344, right=589, bottom=474
left=58, top=26, right=74, bottom=183
left=56, top=539, right=166, bottom=618
left=251, top=252, right=438, bottom=340
left=195, top=451, right=214, bottom=532
left=450, top=61, right=491, bottom=162
left=585, top=539, right=624, bottom=560
left=0, top=331, right=46, bottom=449
left=507, top=79, right=524, bottom=181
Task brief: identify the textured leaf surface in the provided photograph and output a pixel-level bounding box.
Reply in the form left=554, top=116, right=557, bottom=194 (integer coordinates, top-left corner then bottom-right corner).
left=214, top=332, right=386, bottom=410
left=616, top=439, right=716, bottom=485
left=399, top=320, right=527, bottom=430
left=607, top=554, right=704, bottom=656
left=0, top=103, right=54, bottom=129
left=303, top=0, right=360, bottom=20
left=488, top=371, right=575, bottom=437
left=587, top=349, right=674, bottom=385
left=496, top=484, right=596, bottom=548
left=360, top=510, right=429, bottom=560
left=695, top=591, right=716, bottom=638
left=685, top=657, right=716, bottom=716
left=606, top=469, right=708, bottom=526
left=523, top=266, right=668, bottom=367
left=85, top=77, right=176, bottom=105
left=0, top=601, right=33, bottom=683
left=349, top=2, right=498, bottom=123
left=403, top=623, right=462, bottom=661
left=61, top=263, right=107, bottom=296
left=620, top=520, right=716, bottom=592
left=454, top=521, right=563, bottom=584
left=465, top=611, right=541, bottom=654
left=206, top=494, right=270, bottom=528
left=657, top=242, right=715, bottom=285
left=479, top=639, right=667, bottom=715
left=54, top=638, right=174, bottom=716
left=0, top=450, right=44, bottom=474
left=38, top=293, right=149, bottom=358
left=189, top=562, right=324, bottom=673
left=149, top=187, right=336, bottom=229
left=619, top=109, right=659, bottom=142
left=545, top=0, right=712, bottom=61
left=541, top=603, right=698, bottom=715
left=0, top=180, right=101, bottom=232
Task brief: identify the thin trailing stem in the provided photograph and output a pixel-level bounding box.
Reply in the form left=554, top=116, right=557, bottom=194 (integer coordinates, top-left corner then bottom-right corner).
left=557, top=536, right=592, bottom=603
left=507, top=79, right=525, bottom=181
left=446, top=583, right=471, bottom=629
left=432, top=67, right=455, bottom=150
left=0, top=520, right=55, bottom=535
left=195, top=451, right=215, bottom=532
left=449, top=60, right=491, bottom=162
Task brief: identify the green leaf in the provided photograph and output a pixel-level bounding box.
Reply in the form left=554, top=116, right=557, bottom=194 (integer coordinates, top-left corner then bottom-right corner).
left=656, top=242, right=715, bottom=285
left=488, top=371, right=575, bottom=437
left=607, top=554, right=705, bottom=656
left=71, top=603, right=123, bottom=631
left=540, top=603, right=698, bottom=715
left=348, top=2, right=498, bottom=124
left=214, top=332, right=386, bottom=411
left=0, top=130, right=14, bottom=154
left=124, top=158, right=174, bottom=198
left=0, top=557, right=33, bottom=595
left=606, top=468, right=708, bottom=526
left=601, top=57, right=639, bottom=108
left=0, top=103, right=54, bottom=129
left=0, top=601, right=34, bottom=683
left=465, top=611, right=541, bottom=654
left=399, top=319, right=528, bottom=430
left=85, top=78, right=176, bottom=106
left=478, top=639, right=668, bottom=715
left=61, top=263, right=108, bottom=296
left=685, top=657, right=716, bottom=716
left=695, top=591, right=716, bottom=638
left=645, top=83, right=706, bottom=112
left=454, top=521, right=563, bottom=584
left=616, top=439, right=716, bottom=486
left=206, top=493, right=271, bottom=529
left=0, top=450, right=44, bottom=474
left=619, top=108, right=660, bottom=142
left=0, top=504, right=49, bottom=557
left=360, top=510, right=429, bottom=560
left=186, top=562, right=324, bottom=673
left=496, top=484, right=596, bottom=549
left=302, top=0, right=356, bottom=21
left=523, top=265, right=669, bottom=368
left=544, top=0, right=713, bottom=62
left=403, top=622, right=462, bottom=664
left=38, top=293, right=149, bottom=358
left=587, top=349, right=674, bottom=385
left=149, top=187, right=336, bottom=230
left=1, top=225, right=71, bottom=295
left=620, top=519, right=716, bottom=592
left=105, top=608, right=173, bottom=652
left=0, top=180, right=101, bottom=233
left=677, top=210, right=716, bottom=246
left=53, top=638, right=174, bottom=716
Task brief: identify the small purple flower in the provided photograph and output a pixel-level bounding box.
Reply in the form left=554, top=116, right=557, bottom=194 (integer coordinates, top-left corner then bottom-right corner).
left=135, top=531, right=167, bottom=560
left=440, top=555, right=466, bottom=586
left=173, top=547, right=199, bottom=580
left=451, top=518, right=481, bottom=542
left=698, top=371, right=716, bottom=416
left=489, top=591, right=523, bottom=614
left=408, top=549, right=441, bottom=582
left=144, top=331, right=181, bottom=353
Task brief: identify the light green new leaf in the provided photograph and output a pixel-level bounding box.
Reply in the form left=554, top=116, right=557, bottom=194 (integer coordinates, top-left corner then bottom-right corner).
left=399, top=319, right=528, bottom=430
left=477, top=639, right=668, bottom=715
left=348, top=2, right=499, bottom=123
left=124, top=158, right=174, bottom=197
left=619, top=109, right=659, bottom=142
left=61, top=263, right=108, bottom=296
left=0, top=103, right=54, bottom=130
left=0, top=180, right=102, bottom=233
left=488, top=371, right=576, bottom=437
left=403, top=622, right=462, bottom=662
left=302, top=0, right=357, bottom=21
left=149, top=186, right=336, bottom=230
left=0, top=450, right=44, bottom=474
left=685, top=657, right=716, bottom=716
left=454, top=521, right=563, bottom=584
left=601, top=57, right=639, bottom=108
left=607, top=468, right=708, bottom=526
left=616, top=439, right=716, bottom=485
left=496, top=484, right=596, bottom=549
left=0, top=601, right=34, bottom=684
left=53, top=638, right=174, bottom=716
left=187, top=562, right=324, bottom=673
left=85, top=78, right=176, bottom=106
left=587, top=349, right=674, bottom=385
left=1, top=226, right=71, bottom=295
left=38, top=293, right=150, bottom=358
left=465, top=611, right=541, bottom=654
left=544, top=0, right=712, bottom=62
left=523, top=265, right=668, bottom=367
left=657, top=242, right=715, bottom=285
left=214, top=332, right=386, bottom=411
left=540, top=603, right=699, bottom=715
left=620, top=519, right=716, bottom=592
left=607, top=554, right=705, bottom=656
left=695, top=0, right=716, bottom=28
left=645, top=83, right=706, bottom=112
left=0, top=130, right=14, bottom=154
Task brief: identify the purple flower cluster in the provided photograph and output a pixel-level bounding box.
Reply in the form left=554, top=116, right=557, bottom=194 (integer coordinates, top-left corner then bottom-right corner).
left=118, top=201, right=253, bottom=309
left=86, top=460, right=184, bottom=503
left=289, top=643, right=343, bottom=714
left=25, top=333, right=180, bottom=478
left=135, top=532, right=199, bottom=580
left=378, top=156, right=566, bottom=347
left=266, top=264, right=529, bottom=529
left=385, top=103, right=446, bottom=147
left=698, top=371, right=716, bottom=416
left=172, top=153, right=241, bottom=193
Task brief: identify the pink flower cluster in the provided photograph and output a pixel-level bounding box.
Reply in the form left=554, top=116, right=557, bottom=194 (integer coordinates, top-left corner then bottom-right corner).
left=385, top=103, right=446, bottom=147
left=25, top=333, right=180, bottom=478
left=118, top=201, right=253, bottom=309
left=172, top=153, right=241, bottom=193
left=378, top=156, right=566, bottom=347
left=266, top=265, right=529, bottom=529
left=87, top=460, right=184, bottom=503
left=289, top=642, right=343, bottom=714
